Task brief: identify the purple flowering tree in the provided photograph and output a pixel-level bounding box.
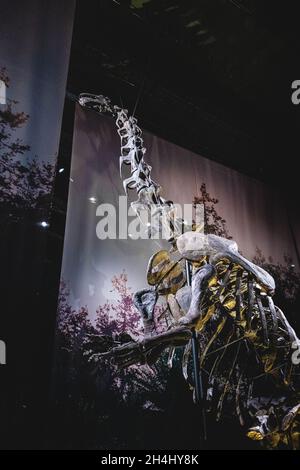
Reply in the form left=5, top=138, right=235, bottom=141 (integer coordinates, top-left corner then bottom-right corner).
left=0, top=68, right=55, bottom=216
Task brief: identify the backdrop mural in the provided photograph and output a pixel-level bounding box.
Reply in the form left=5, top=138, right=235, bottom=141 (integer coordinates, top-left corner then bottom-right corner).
left=52, top=104, right=300, bottom=449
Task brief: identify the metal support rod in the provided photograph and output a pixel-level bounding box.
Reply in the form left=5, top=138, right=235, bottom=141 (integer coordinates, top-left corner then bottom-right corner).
left=185, top=260, right=207, bottom=442
left=191, top=329, right=203, bottom=404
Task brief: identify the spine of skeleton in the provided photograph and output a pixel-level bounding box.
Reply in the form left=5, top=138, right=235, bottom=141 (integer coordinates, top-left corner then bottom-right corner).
left=79, top=93, right=183, bottom=242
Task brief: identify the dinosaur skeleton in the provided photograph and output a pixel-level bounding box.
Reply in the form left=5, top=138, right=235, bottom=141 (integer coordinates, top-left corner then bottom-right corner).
left=79, top=93, right=300, bottom=450
left=79, top=94, right=182, bottom=241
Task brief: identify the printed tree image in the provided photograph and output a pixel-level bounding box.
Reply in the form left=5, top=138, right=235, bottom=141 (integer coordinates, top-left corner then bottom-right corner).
left=57, top=270, right=166, bottom=347
left=54, top=273, right=174, bottom=449
left=95, top=271, right=142, bottom=339
left=0, top=67, right=29, bottom=156
left=57, top=279, right=97, bottom=352
left=253, top=248, right=300, bottom=329
left=57, top=271, right=168, bottom=404
left=194, top=182, right=232, bottom=238
left=0, top=67, right=55, bottom=215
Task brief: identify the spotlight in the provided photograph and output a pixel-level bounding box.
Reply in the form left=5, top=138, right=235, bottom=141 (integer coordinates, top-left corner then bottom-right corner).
left=89, top=197, right=97, bottom=204
left=39, top=221, right=49, bottom=228
left=58, top=168, right=64, bottom=173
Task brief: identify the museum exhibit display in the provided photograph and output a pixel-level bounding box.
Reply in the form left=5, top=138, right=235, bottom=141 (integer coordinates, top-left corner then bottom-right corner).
left=73, top=93, right=299, bottom=449
left=1, top=0, right=300, bottom=454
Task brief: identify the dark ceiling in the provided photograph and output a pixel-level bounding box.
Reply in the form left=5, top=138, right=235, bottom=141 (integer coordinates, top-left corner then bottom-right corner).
left=65, top=0, right=300, bottom=192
